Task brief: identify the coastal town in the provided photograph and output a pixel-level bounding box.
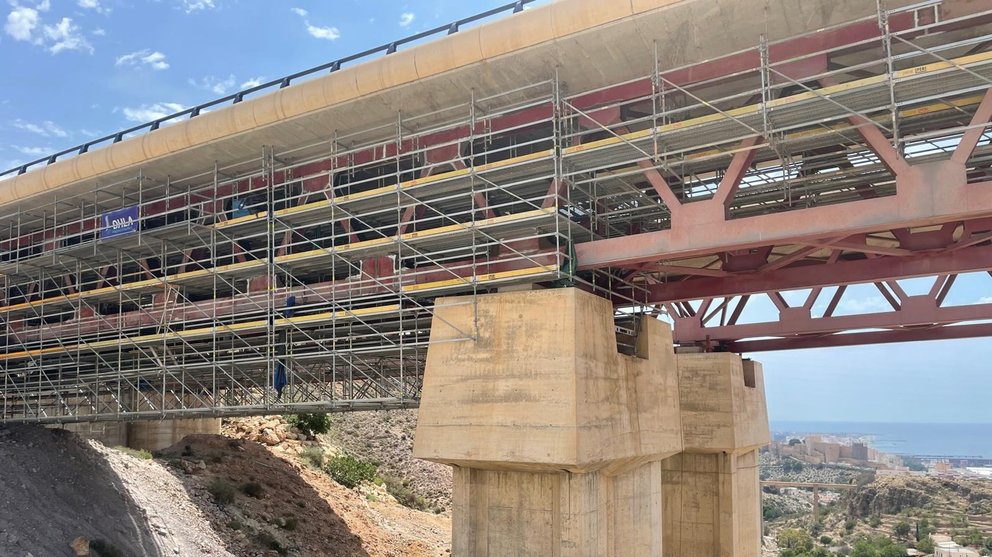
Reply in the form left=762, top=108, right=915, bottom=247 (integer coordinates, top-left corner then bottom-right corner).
left=761, top=433, right=992, bottom=556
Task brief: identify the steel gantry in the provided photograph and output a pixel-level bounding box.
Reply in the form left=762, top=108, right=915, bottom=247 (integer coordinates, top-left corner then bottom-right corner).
left=1, top=0, right=991, bottom=422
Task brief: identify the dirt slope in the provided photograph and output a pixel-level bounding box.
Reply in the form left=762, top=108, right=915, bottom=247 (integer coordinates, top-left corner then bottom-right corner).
left=0, top=425, right=163, bottom=556
left=158, top=431, right=450, bottom=556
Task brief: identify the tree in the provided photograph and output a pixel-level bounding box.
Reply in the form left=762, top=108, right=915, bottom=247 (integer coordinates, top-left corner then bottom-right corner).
left=287, top=413, right=331, bottom=436
left=784, top=459, right=806, bottom=473
left=869, top=515, right=882, bottom=528
left=894, top=520, right=911, bottom=538
left=778, top=529, right=814, bottom=557
left=789, top=438, right=803, bottom=446
left=916, top=538, right=935, bottom=553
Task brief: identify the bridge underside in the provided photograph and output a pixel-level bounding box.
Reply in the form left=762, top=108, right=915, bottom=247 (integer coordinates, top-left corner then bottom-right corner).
left=1, top=0, right=992, bottom=423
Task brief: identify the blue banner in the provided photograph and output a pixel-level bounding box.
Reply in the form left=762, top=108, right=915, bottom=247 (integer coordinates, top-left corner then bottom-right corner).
left=101, top=205, right=139, bottom=239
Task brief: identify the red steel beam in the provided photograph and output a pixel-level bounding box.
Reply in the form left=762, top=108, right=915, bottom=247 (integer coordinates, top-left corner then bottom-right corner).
left=576, top=173, right=992, bottom=270
left=674, top=300, right=992, bottom=342
left=632, top=244, right=992, bottom=303
left=727, top=323, right=992, bottom=352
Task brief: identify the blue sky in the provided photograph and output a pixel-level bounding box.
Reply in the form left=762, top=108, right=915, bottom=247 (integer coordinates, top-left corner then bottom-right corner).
left=1, top=0, right=990, bottom=424
left=0, top=0, right=538, bottom=170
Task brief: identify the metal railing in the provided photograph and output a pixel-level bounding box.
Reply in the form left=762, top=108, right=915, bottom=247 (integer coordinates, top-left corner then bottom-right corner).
left=0, top=0, right=538, bottom=179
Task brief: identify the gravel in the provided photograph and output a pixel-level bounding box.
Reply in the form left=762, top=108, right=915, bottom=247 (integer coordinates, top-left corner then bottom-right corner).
left=0, top=424, right=165, bottom=556
left=90, top=442, right=234, bottom=557
left=327, top=410, right=453, bottom=511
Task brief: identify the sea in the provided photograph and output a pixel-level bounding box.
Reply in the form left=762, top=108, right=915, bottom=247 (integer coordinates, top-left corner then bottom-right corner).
left=770, top=421, right=992, bottom=459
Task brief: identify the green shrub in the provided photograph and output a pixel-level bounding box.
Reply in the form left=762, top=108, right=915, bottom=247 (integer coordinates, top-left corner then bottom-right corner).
left=777, top=529, right=814, bottom=557
left=299, top=446, right=325, bottom=468
left=381, top=475, right=432, bottom=512
left=894, top=520, right=911, bottom=538
left=281, top=515, right=299, bottom=531
left=915, top=538, right=935, bottom=553
left=820, top=535, right=833, bottom=545
left=241, top=481, right=264, bottom=498
left=868, top=515, right=882, bottom=528
left=208, top=478, right=237, bottom=505
left=288, top=413, right=331, bottom=436
left=113, top=446, right=153, bottom=460
left=762, top=501, right=784, bottom=521
left=325, top=454, right=377, bottom=488
left=845, top=519, right=857, bottom=532
left=227, top=519, right=243, bottom=531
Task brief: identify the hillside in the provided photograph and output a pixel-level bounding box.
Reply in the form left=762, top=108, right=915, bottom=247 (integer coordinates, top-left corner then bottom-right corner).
left=762, top=467, right=992, bottom=554
left=0, top=417, right=450, bottom=556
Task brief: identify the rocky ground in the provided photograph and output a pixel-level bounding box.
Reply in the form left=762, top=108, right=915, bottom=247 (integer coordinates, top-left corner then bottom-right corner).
left=326, top=411, right=452, bottom=511
left=760, top=450, right=992, bottom=555
left=0, top=414, right=452, bottom=557
left=0, top=425, right=163, bottom=556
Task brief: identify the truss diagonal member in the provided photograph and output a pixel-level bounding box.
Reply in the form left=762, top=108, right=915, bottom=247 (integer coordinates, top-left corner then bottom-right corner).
left=848, top=116, right=911, bottom=175
left=635, top=160, right=683, bottom=214
left=952, top=88, right=992, bottom=164
left=713, top=136, right=764, bottom=210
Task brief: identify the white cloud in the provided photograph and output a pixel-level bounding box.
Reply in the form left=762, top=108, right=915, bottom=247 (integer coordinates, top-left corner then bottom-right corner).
left=980, top=297, right=992, bottom=304
left=190, top=74, right=236, bottom=95
left=12, top=119, right=67, bottom=138
left=240, top=76, right=263, bottom=89
left=306, top=23, right=339, bottom=40
left=838, top=296, right=891, bottom=313
left=43, top=17, right=93, bottom=54
left=116, top=49, right=169, bottom=70
left=120, top=102, right=185, bottom=123
left=179, top=0, right=215, bottom=13
left=11, top=145, right=51, bottom=156
left=399, top=12, right=414, bottom=27
left=91, top=27, right=105, bottom=36
left=291, top=7, right=339, bottom=41
left=4, top=5, right=40, bottom=42
left=77, top=0, right=108, bottom=14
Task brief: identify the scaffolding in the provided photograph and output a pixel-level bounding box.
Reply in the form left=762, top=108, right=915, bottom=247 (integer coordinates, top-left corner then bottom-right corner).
left=2, top=1, right=991, bottom=422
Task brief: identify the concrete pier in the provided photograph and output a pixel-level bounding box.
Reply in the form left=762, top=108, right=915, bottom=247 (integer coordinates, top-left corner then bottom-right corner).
left=126, top=417, right=221, bottom=452
left=414, top=288, right=769, bottom=556
left=60, top=416, right=220, bottom=451
left=662, top=355, right=769, bottom=557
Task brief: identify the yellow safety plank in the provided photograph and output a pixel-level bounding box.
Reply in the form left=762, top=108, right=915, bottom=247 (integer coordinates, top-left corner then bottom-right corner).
left=273, top=208, right=554, bottom=267
left=0, top=304, right=407, bottom=361
left=401, top=265, right=557, bottom=293
left=562, top=51, right=992, bottom=157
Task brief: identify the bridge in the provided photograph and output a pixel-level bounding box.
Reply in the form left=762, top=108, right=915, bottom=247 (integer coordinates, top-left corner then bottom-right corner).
left=2, top=0, right=991, bottom=554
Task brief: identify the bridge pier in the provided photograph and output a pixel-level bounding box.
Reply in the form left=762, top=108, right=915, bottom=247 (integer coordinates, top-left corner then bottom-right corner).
left=126, top=417, right=221, bottom=452
left=414, top=288, right=769, bottom=556
left=661, top=354, right=769, bottom=557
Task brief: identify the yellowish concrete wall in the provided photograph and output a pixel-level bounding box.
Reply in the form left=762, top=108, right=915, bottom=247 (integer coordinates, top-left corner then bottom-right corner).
left=452, top=463, right=664, bottom=557
left=415, top=288, right=682, bottom=555
left=661, top=353, right=769, bottom=557
left=660, top=451, right=761, bottom=557
left=59, top=421, right=128, bottom=447
left=126, top=417, right=221, bottom=452
left=415, top=289, right=770, bottom=556
left=675, top=354, right=769, bottom=453
left=415, top=288, right=683, bottom=473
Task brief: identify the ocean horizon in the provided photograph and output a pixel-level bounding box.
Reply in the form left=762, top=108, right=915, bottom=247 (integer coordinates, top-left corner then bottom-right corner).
left=770, top=420, right=992, bottom=459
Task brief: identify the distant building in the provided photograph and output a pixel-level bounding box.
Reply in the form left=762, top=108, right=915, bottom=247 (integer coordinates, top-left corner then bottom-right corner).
left=934, top=538, right=980, bottom=557
left=852, top=442, right=869, bottom=461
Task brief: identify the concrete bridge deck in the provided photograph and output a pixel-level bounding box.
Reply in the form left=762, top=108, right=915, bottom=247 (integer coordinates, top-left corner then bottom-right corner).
left=1, top=0, right=991, bottom=424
